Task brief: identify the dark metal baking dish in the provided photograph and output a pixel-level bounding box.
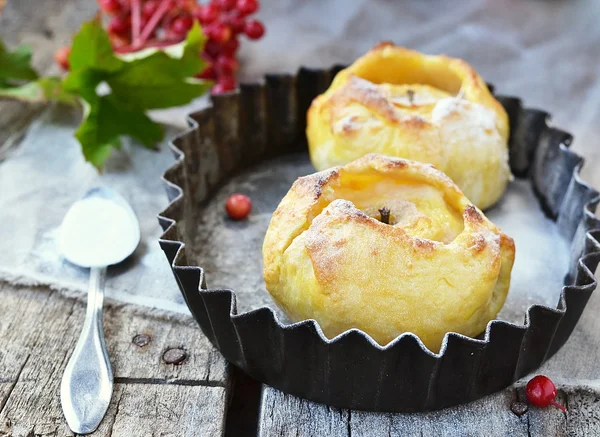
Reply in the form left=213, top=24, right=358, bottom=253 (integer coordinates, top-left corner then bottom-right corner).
left=158, top=66, right=600, bottom=412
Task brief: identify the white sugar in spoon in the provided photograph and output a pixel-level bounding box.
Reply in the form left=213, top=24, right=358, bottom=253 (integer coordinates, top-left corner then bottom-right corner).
left=58, top=187, right=140, bottom=434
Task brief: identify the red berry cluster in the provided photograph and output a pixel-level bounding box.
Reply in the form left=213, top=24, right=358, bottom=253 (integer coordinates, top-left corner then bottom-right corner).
left=193, top=0, right=264, bottom=94
left=55, top=0, right=265, bottom=94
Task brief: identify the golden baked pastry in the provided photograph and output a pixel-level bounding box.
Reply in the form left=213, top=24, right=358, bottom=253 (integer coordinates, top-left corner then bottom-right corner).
left=263, top=154, right=515, bottom=352
left=307, top=43, right=511, bottom=210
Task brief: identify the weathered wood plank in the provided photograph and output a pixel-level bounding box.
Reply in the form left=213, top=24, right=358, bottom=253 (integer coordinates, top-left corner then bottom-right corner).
left=258, top=388, right=349, bottom=437
left=0, top=282, right=229, bottom=436
left=0, top=282, right=227, bottom=384
left=527, top=388, right=600, bottom=437
left=105, top=303, right=227, bottom=383
left=107, top=384, right=226, bottom=437
left=258, top=385, right=600, bottom=436
left=0, top=383, right=228, bottom=437
left=258, top=387, right=530, bottom=437
left=0, top=383, right=13, bottom=414
left=563, top=390, right=600, bottom=436
left=353, top=390, right=528, bottom=437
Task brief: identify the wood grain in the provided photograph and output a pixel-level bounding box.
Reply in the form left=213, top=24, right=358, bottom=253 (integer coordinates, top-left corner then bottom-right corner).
left=258, top=388, right=350, bottom=437
left=106, top=384, right=226, bottom=437
left=0, top=282, right=229, bottom=436
left=258, top=388, right=530, bottom=437
left=258, top=386, right=600, bottom=437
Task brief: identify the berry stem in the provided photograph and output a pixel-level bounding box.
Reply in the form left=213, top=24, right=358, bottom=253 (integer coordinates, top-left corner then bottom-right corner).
left=131, top=0, right=142, bottom=46
left=138, top=0, right=172, bottom=47
left=551, top=400, right=568, bottom=413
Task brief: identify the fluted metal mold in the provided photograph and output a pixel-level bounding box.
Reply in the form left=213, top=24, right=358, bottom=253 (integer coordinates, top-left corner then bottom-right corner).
left=158, top=67, right=600, bottom=412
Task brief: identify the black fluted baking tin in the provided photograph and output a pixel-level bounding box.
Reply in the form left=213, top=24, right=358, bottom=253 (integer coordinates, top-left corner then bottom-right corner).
left=158, top=67, right=600, bottom=412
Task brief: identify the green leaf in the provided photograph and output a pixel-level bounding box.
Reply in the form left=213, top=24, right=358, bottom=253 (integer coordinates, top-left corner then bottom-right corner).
left=0, top=77, right=77, bottom=104
left=109, top=23, right=208, bottom=109
left=110, top=75, right=210, bottom=110
left=75, top=94, right=164, bottom=168
left=166, top=22, right=207, bottom=77
left=0, top=40, right=38, bottom=82
left=81, top=136, right=121, bottom=170
left=117, top=22, right=206, bottom=78
left=68, top=20, right=124, bottom=73
left=56, top=20, right=209, bottom=169
left=37, top=77, right=78, bottom=104
left=62, top=69, right=106, bottom=95
left=0, top=81, right=45, bottom=102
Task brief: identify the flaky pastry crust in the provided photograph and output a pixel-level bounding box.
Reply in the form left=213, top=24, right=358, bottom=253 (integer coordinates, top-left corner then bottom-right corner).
left=307, top=43, right=511, bottom=210
left=263, top=154, right=515, bottom=352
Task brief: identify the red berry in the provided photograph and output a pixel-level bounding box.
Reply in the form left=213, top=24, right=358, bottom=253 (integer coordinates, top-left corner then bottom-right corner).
left=211, top=84, right=227, bottom=94
left=208, top=23, right=232, bottom=43
left=236, top=0, right=258, bottom=15
left=227, top=14, right=246, bottom=34
left=98, top=0, right=123, bottom=14
left=108, top=15, right=131, bottom=35
left=221, top=38, right=239, bottom=56
left=219, top=75, right=236, bottom=89
left=216, top=55, right=239, bottom=75
left=196, top=64, right=217, bottom=80
left=526, top=375, right=567, bottom=413
left=225, top=194, right=251, bottom=219
left=204, top=40, right=221, bottom=58
left=244, top=19, right=264, bottom=39
left=179, top=0, right=196, bottom=8
left=142, top=0, right=159, bottom=18
left=170, top=15, right=194, bottom=36
left=212, top=75, right=237, bottom=94
left=194, top=4, right=220, bottom=24
left=213, top=0, right=236, bottom=11
left=54, top=46, right=70, bottom=71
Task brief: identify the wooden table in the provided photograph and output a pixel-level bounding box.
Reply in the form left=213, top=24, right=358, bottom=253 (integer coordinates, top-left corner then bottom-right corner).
left=1, top=0, right=600, bottom=435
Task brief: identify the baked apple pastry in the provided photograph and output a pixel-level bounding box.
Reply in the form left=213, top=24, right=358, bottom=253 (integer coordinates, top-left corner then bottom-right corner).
left=307, top=43, right=510, bottom=210
left=263, top=154, right=515, bottom=352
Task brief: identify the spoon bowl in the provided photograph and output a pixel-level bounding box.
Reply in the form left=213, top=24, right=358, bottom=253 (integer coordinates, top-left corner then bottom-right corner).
left=59, top=187, right=140, bottom=268
left=59, top=187, right=140, bottom=434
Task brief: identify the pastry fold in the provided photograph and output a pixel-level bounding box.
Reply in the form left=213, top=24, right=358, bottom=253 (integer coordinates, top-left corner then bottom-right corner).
left=263, top=154, right=515, bottom=352
left=307, top=43, right=511, bottom=210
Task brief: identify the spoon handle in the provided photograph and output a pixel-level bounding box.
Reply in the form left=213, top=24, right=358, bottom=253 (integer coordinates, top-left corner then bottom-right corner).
left=61, top=267, right=113, bottom=434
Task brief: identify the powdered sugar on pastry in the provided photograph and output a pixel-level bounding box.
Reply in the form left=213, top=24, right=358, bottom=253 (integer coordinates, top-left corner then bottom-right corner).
left=432, top=96, right=498, bottom=136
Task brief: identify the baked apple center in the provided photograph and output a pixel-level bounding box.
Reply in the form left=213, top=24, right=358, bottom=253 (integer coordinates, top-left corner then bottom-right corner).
left=333, top=177, right=464, bottom=244
left=381, top=83, right=453, bottom=115
left=350, top=53, right=463, bottom=95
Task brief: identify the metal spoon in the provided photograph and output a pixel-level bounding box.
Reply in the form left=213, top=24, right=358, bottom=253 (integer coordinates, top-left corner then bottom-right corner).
left=58, top=187, right=140, bottom=434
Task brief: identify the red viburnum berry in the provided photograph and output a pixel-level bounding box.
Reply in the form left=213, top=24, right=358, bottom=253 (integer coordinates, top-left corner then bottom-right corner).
left=224, top=193, right=251, bottom=219
left=244, top=19, right=264, bottom=39
left=108, top=15, right=131, bottom=35
left=526, top=375, right=567, bottom=413
left=236, top=0, right=258, bottom=16
left=54, top=46, right=71, bottom=70
left=98, top=0, right=123, bottom=15
left=194, top=4, right=219, bottom=24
